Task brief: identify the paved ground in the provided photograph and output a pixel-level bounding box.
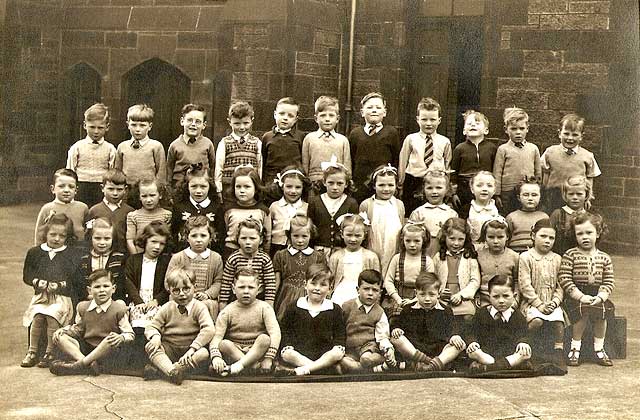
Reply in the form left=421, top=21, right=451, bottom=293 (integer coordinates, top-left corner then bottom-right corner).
left=0, top=203, right=638, bottom=420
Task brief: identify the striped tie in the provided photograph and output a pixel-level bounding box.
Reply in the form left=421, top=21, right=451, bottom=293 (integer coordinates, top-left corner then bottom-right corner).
left=424, top=134, right=433, bottom=168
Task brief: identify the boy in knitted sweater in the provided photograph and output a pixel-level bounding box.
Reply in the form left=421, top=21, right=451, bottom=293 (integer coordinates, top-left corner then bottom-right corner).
left=144, top=268, right=215, bottom=385
left=50, top=270, right=134, bottom=376
left=209, top=268, right=281, bottom=376
left=66, top=103, right=116, bottom=207
left=339, top=270, right=398, bottom=373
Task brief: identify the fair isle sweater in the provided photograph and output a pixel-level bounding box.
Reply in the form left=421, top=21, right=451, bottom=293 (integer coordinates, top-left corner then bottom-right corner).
left=145, top=300, right=215, bottom=349
left=167, top=249, right=224, bottom=300
left=558, top=248, right=615, bottom=302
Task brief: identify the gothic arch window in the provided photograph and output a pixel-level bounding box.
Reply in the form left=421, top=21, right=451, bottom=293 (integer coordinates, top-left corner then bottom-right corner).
left=121, top=59, right=191, bottom=148
left=62, top=63, right=102, bottom=151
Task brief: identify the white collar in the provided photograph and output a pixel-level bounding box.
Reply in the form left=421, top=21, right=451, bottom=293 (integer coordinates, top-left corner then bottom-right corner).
left=509, top=139, right=527, bottom=146
left=91, top=249, right=111, bottom=259
left=277, top=197, right=304, bottom=208
left=182, top=134, right=200, bottom=144
left=364, top=122, right=383, bottom=133
left=231, top=132, right=249, bottom=141
left=355, top=298, right=375, bottom=313
left=103, top=198, right=121, bottom=209
left=562, top=205, right=584, bottom=215
left=529, top=248, right=554, bottom=261
left=190, top=196, right=211, bottom=208
left=40, top=244, right=67, bottom=258
left=316, top=129, right=337, bottom=138
left=88, top=299, right=113, bottom=313
left=184, top=248, right=211, bottom=259
left=274, top=126, right=291, bottom=134
left=53, top=198, right=75, bottom=205
left=421, top=202, right=449, bottom=210
left=142, top=255, right=158, bottom=264
left=562, top=145, right=581, bottom=154
left=288, top=247, right=314, bottom=256
left=175, top=299, right=195, bottom=315
left=489, top=306, right=514, bottom=322
left=419, top=131, right=436, bottom=139
left=130, top=136, right=150, bottom=145
left=446, top=250, right=464, bottom=258
left=296, top=296, right=334, bottom=312
left=85, top=136, right=104, bottom=145
left=411, top=301, right=445, bottom=310
left=470, top=199, right=497, bottom=212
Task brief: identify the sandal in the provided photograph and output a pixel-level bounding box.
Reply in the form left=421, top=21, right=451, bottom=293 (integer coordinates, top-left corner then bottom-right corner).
left=595, top=350, right=613, bottom=367
left=567, top=348, right=580, bottom=366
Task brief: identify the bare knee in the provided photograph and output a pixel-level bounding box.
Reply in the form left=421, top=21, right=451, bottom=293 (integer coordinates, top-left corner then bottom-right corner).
left=360, top=352, right=383, bottom=368
left=528, top=319, right=544, bottom=330
left=254, top=334, right=271, bottom=349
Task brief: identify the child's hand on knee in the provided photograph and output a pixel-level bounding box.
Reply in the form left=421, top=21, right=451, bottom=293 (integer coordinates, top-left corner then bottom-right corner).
left=105, top=332, right=124, bottom=347
left=259, top=358, right=274, bottom=373
left=145, top=336, right=161, bottom=353
left=391, top=328, right=404, bottom=339
left=210, top=356, right=226, bottom=373
left=449, top=335, right=466, bottom=351
left=179, top=348, right=197, bottom=368
left=516, top=343, right=531, bottom=357
left=579, top=295, right=593, bottom=304
left=450, top=293, right=463, bottom=306
left=466, top=342, right=480, bottom=355
left=589, top=296, right=603, bottom=306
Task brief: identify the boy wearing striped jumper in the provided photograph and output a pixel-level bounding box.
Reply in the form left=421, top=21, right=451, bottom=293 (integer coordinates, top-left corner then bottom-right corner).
left=66, top=103, right=116, bottom=207
left=215, top=101, right=262, bottom=203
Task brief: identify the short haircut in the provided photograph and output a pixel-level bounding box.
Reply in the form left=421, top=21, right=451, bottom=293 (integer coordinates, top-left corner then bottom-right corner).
left=181, top=103, right=207, bottom=120
left=182, top=215, right=213, bottom=240
left=165, top=268, right=195, bottom=290
left=488, top=274, right=514, bottom=292
left=503, top=107, right=529, bottom=127
left=88, top=269, right=114, bottom=285
left=358, top=269, right=382, bottom=287
left=228, top=101, right=254, bottom=119
left=135, top=220, right=171, bottom=249
left=462, top=109, right=489, bottom=129
left=314, top=96, right=339, bottom=114
left=234, top=267, right=259, bottom=284
left=306, top=263, right=334, bottom=287
left=572, top=211, right=608, bottom=237
left=286, top=215, right=317, bottom=243
left=417, top=97, right=441, bottom=116
left=235, top=217, right=264, bottom=243
left=276, top=97, right=299, bottom=111
left=559, top=113, right=585, bottom=133
left=531, top=217, right=553, bottom=235
left=415, top=271, right=441, bottom=291
left=360, top=92, right=386, bottom=107
left=84, top=103, right=110, bottom=123
left=127, top=104, right=154, bottom=122
left=102, top=168, right=127, bottom=186
left=52, top=168, right=78, bottom=184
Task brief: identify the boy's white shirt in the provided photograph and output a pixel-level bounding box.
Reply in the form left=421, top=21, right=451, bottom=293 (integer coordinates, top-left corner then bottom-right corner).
left=364, top=123, right=383, bottom=135
left=354, top=297, right=392, bottom=350
left=398, top=131, right=452, bottom=182
left=214, top=132, right=263, bottom=192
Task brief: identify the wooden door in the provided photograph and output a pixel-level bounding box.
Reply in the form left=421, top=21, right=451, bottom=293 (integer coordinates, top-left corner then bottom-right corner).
left=62, top=63, right=102, bottom=157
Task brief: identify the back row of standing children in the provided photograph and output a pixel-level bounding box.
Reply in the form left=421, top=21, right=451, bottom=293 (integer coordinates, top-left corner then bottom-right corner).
left=22, top=92, right=614, bottom=381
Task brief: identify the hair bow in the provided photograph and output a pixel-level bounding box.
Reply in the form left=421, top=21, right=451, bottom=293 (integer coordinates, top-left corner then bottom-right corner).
left=243, top=215, right=264, bottom=233
left=43, top=210, right=57, bottom=225
left=372, top=164, right=397, bottom=179
left=234, top=163, right=255, bottom=173
left=336, top=211, right=371, bottom=227
left=273, top=169, right=306, bottom=187
left=320, top=155, right=346, bottom=172
left=486, top=214, right=508, bottom=225
left=404, top=219, right=427, bottom=231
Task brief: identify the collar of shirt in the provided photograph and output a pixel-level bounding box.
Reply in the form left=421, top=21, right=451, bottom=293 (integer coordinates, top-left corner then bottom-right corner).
left=288, top=246, right=314, bottom=256
left=190, top=197, right=211, bottom=208
left=88, top=299, right=113, bottom=313
left=175, top=299, right=196, bottom=315
left=316, top=129, right=336, bottom=138
left=529, top=248, right=553, bottom=261
left=53, top=198, right=75, bottom=205
left=446, top=250, right=464, bottom=258
left=85, top=136, right=104, bottom=145
left=355, top=298, right=375, bottom=313
left=231, top=132, right=248, bottom=142
left=40, top=244, right=67, bottom=258
left=130, top=136, right=150, bottom=147
left=184, top=248, right=211, bottom=260
left=142, top=255, right=158, bottom=264
left=509, top=139, right=527, bottom=147
left=470, top=199, right=498, bottom=213
left=421, top=202, right=449, bottom=210
left=489, top=306, right=514, bottom=322
left=562, top=145, right=580, bottom=154
left=411, top=301, right=445, bottom=310
left=103, top=198, right=121, bottom=211
left=273, top=126, right=292, bottom=135
left=296, top=296, right=334, bottom=312
left=182, top=134, right=200, bottom=145
left=91, top=250, right=111, bottom=259
left=365, top=123, right=383, bottom=135
left=562, top=205, right=584, bottom=215
left=277, top=197, right=303, bottom=209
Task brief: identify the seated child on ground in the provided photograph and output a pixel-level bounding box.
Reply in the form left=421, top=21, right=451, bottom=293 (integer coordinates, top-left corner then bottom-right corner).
left=279, top=264, right=346, bottom=376
left=340, top=270, right=397, bottom=373
left=465, top=274, right=532, bottom=372
left=144, top=268, right=215, bottom=385
left=390, top=271, right=465, bottom=372
left=50, top=270, right=134, bottom=376
left=209, top=268, right=281, bottom=376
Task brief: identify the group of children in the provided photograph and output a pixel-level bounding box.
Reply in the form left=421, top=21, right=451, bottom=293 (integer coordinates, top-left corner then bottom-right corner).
left=21, top=92, right=615, bottom=385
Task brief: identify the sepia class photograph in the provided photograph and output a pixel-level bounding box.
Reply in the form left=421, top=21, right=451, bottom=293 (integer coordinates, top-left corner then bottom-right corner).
left=0, top=0, right=638, bottom=419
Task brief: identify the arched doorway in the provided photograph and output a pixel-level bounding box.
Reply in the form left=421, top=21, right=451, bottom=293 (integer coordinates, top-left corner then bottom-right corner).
left=62, top=63, right=102, bottom=159
left=121, top=58, right=191, bottom=148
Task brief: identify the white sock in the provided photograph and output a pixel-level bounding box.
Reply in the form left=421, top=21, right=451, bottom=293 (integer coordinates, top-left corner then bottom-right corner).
left=230, top=362, right=244, bottom=375
left=294, top=366, right=310, bottom=376
left=372, top=364, right=385, bottom=373
left=594, top=337, right=605, bottom=352
left=570, top=340, right=582, bottom=351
